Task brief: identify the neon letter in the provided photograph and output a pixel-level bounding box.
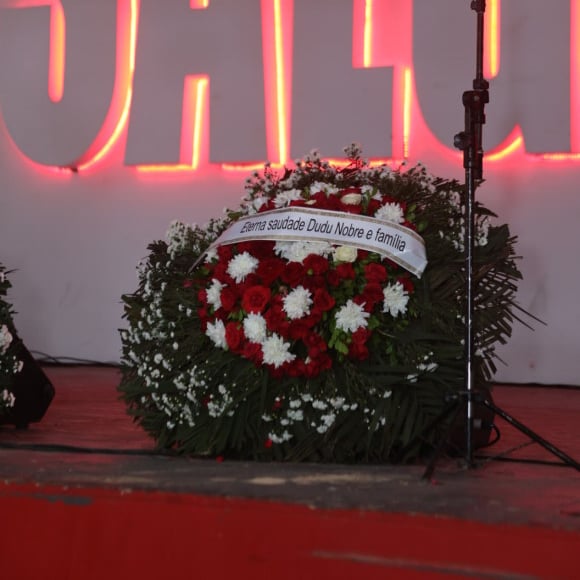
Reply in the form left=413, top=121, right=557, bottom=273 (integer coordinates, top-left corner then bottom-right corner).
left=290, top=0, right=393, bottom=159
left=413, top=0, right=571, bottom=154
left=125, top=0, right=266, bottom=166
left=0, top=1, right=118, bottom=167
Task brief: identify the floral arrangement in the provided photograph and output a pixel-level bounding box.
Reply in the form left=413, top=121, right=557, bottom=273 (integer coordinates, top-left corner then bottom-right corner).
left=0, top=264, right=21, bottom=415
left=119, top=145, right=524, bottom=462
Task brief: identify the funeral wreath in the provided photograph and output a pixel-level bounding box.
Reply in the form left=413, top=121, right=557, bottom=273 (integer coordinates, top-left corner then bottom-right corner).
left=119, top=145, right=525, bottom=462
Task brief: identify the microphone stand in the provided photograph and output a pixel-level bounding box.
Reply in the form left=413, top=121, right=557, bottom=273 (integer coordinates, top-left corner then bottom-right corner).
left=421, top=0, right=580, bottom=479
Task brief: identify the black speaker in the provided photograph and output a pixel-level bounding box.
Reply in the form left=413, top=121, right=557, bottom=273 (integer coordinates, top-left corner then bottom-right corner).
left=0, top=337, right=55, bottom=429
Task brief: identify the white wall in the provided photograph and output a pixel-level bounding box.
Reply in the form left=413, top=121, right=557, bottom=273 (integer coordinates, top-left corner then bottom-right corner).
left=0, top=0, right=578, bottom=385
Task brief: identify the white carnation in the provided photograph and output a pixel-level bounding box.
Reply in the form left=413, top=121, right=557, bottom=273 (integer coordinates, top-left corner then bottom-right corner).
left=205, top=319, right=227, bottom=349
left=274, top=188, right=303, bottom=208
left=382, top=281, right=409, bottom=317
left=274, top=240, right=333, bottom=263
left=335, top=300, right=369, bottom=333
left=310, top=181, right=339, bottom=196
left=227, top=251, right=259, bottom=283
left=375, top=202, right=405, bottom=224
left=206, top=278, right=225, bottom=310
left=243, top=313, right=268, bottom=343
left=283, top=286, right=312, bottom=319
left=262, top=334, right=296, bottom=368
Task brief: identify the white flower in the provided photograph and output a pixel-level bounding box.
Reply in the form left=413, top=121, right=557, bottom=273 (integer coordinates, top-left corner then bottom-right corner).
left=262, top=334, right=296, bottom=368
left=206, top=319, right=227, bottom=349
left=206, top=278, right=225, bottom=310
left=382, top=281, right=409, bottom=317
left=274, top=240, right=333, bottom=263
left=204, top=247, right=218, bottom=263
left=166, top=220, right=191, bottom=255
left=375, top=202, right=405, bottom=224
left=243, top=313, right=268, bottom=343
left=227, top=251, right=258, bottom=283
left=274, top=188, right=303, bottom=208
left=283, top=286, right=312, bottom=319
left=333, top=245, right=358, bottom=263
left=0, top=325, right=13, bottom=354
left=1, top=389, right=15, bottom=408
left=335, top=300, right=369, bottom=333
left=341, top=193, right=362, bottom=205
left=310, top=181, right=339, bottom=196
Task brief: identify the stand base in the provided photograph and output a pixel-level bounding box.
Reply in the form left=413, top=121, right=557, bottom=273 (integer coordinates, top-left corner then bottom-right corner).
left=421, top=394, right=580, bottom=480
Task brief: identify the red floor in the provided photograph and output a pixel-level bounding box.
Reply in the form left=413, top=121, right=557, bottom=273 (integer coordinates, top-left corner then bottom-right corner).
left=1, top=367, right=579, bottom=580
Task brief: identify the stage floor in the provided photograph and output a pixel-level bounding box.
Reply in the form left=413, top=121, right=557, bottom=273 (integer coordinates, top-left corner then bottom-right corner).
left=1, top=366, right=579, bottom=579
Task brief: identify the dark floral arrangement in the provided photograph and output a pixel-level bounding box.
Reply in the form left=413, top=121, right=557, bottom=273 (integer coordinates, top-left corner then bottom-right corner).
left=0, top=264, right=21, bottom=415
left=119, top=145, right=524, bottom=462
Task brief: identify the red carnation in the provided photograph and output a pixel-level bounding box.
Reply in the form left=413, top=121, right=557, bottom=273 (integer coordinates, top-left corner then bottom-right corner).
left=313, top=288, right=336, bottom=312
left=361, top=282, right=384, bottom=310
left=335, top=263, right=356, bottom=280
left=398, top=277, right=415, bottom=294
left=281, top=262, right=306, bottom=286
left=304, top=254, right=329, bottom=275
left=220, top=287, right=237, bottom=311
left=225, top=322, right=245, bottom=352
left=364, top=263, right=388, bottom=284
left=217, top=245, right=233, bottom=261
left=288, top=321, right=311, bottom=340
left=242, top=341, right=263, bottom=364
left=326, top=269, right=341, bottom=287
left=349, top=328, right=371, bottom=360
left=241, top=285, right=271, bottom=313
left=257, top=257, right=285, bottom=286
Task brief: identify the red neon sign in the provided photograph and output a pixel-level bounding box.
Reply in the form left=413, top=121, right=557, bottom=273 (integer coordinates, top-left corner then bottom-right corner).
left=0, top=0, right=578, bottom=175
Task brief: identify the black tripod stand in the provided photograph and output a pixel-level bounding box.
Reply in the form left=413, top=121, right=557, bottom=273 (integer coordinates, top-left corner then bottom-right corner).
left=419, top=0, right=580, bottom=480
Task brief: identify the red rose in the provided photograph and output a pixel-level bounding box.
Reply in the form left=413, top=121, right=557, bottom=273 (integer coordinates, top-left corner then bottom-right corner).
left=197, top=289, right=208, bottom=304
left=303, top=254, right=329, bottom=275
left=364, top=263, right=387, bottom=283
left=313, top=288, right=336, bottom=312
left=183, top=279, right=193, bottom=288
left=242, top=285, right=271, bottom=313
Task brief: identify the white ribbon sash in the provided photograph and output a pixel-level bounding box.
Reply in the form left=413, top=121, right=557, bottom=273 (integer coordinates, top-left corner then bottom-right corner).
left=207, top=207, right=427, bottom=277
